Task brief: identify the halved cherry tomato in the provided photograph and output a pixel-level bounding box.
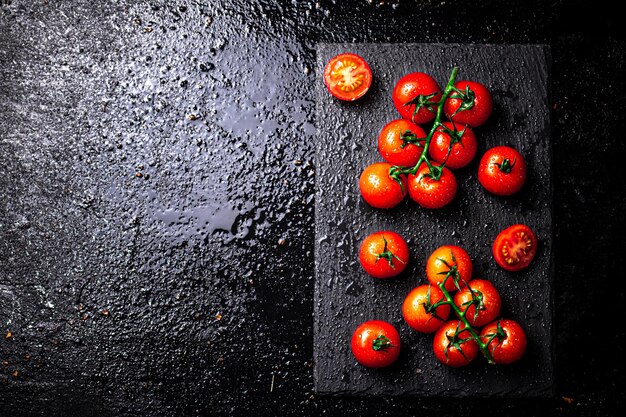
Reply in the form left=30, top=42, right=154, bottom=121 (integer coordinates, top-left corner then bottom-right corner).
left=426, top=245, right=473, bottom=292
left=351, top=320, right=401, bottom=368
left=480, top=319, right=527, bottom=364
left=378, top=119, right=426, bottom=167
left=478, top=146, right=527, bottom=196
left=402, top=284, right=450, bottom=333
left=407, top=163, right=457, bottom=209
left=359, top=231, right=409, bottom=279
left=428, top=122, right=477, bottom=169
left=453, top=279, right=501, bottom=327
left=433, top=320, right=478, bottom=368
left=323, top=53, right=372, bottom=101
left=443, top=80, right=493, bottom=127
left=492, top=224, right=537, bottom=271
left=392, top=72, right=442, bottom=124
left=359, top=162, right=407, bottom=209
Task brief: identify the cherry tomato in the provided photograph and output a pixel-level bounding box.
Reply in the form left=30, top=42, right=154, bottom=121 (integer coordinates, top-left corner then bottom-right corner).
left=402, top=284, right=450, bottom=333
left=428, top=122, right=477, bottom=169
left=359, top=231, right=409, bottom=279
left=359, top=162, right=407, bottom=209
left=323, top=53, right=372, bottom=101
left=443, top=80, right=493, bottom=127
left=433, top=320, right=478, bottom=368
left=426, top=245, right=473, bottom=293
left=407, top=163, right=457, bottom=209
left=351, top=320, right=401, bottom=368
left=392, top=72, right=442, bottom=124
left=480, top=319, right=527, bottom=364
left=453, top=279, right=501, bottom=327
left=378, top=119, right=426, bottom=167
left=492, top=224, right=538, bottom=271
left=478, top=146, right=527, bottom=196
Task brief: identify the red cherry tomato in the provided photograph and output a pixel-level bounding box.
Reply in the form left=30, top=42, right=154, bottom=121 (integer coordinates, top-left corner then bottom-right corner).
left=351, top=320, right=401, bottom=368
left=323, top=53, right=372, bottom=101
left=359, top=162, right=407, bottom=209
left=443, top=80, right=493, bottom=127
left=428, top=122, right=477, bottom=169
left=359, top=231, right=409, bottom=279
left=492, top=224, right=538, bottom=271
left=378, top=119, right=426, bottom=167
left=478, top=146, right=527, bottom=196
left=392, top=72, right=442, bottom=124
left=426, top=245, right=473, bottom=293
left=402, top=284, right=450, bottom=333
left=407, top=163, right=457, bottom=209
left=480, top=319, right=527, bottom=364
left=453, top=279, right=501, bottom=327
left=433, top=320, right=478, bottom=368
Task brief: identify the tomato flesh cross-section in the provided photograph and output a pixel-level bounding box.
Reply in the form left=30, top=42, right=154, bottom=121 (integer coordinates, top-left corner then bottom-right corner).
left=492, top=224, right=537, bottom=271
left=323, top=53, right=372, bottom=101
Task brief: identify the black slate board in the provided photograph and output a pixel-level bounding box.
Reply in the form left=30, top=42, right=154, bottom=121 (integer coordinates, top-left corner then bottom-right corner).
left=314, top=44, right=552, bottom=397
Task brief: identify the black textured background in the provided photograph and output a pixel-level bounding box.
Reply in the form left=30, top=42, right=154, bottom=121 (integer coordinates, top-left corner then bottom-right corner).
left=0, top=0, right=624, bottom=416
left=315, top=43, right=552, bottom=397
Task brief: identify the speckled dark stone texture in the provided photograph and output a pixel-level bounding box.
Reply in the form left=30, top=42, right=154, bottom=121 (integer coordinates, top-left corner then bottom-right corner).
left=315, top=43, right=552, bottom=397
left=0, top=0, right=624, bottom=416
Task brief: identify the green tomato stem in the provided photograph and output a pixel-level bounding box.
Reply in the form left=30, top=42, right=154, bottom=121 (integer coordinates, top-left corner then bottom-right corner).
left=436, top=270, right=495, bottom=364
left=390, top=67, right=459, bottom=179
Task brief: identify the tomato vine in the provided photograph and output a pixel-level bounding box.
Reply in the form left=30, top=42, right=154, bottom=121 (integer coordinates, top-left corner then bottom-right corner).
left=429, top=253, right=507, bottom=364
left=389, top=67, right=461, bottom=183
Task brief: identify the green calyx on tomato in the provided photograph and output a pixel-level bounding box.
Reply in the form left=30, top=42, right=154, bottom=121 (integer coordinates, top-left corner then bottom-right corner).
left=495, top=157, right=516, bottom=174
left=449, top=85, right=476, bottom=117
left=422, top=163, right=444, bottom=181
left=438, top=122, right=467, bottom=147
left=388, top=165, right=406, bottom=194
left=435, top=251, right=465, bottom=291
left=422, top=284, right=448, bottom=321
left=459, top=287, right=485, bottom=323
left=402, top=91, right=440, bottom=121
left=399, top=130, right=425, bottom=149
left=372, top=334, right=394, bottom=351
left=375, top=236, right=406, bottom=269
left=482, top=321, right=507, bottom=355
left=444, top=322, right=474, bottom=362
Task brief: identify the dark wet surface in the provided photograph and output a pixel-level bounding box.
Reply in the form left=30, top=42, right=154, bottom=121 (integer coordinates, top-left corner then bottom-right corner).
left=0, top=0, right=624, bottom=415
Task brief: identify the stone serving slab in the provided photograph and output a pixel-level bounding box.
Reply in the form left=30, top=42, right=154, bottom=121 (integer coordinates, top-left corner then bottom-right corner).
left=314, top=43, right=552, bottom=397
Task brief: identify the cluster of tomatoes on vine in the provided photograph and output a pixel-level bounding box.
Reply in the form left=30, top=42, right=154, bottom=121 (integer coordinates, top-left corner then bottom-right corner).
left=355, top=236, right=532, bottom=368
left=323, top=53, right=538, bottom=369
